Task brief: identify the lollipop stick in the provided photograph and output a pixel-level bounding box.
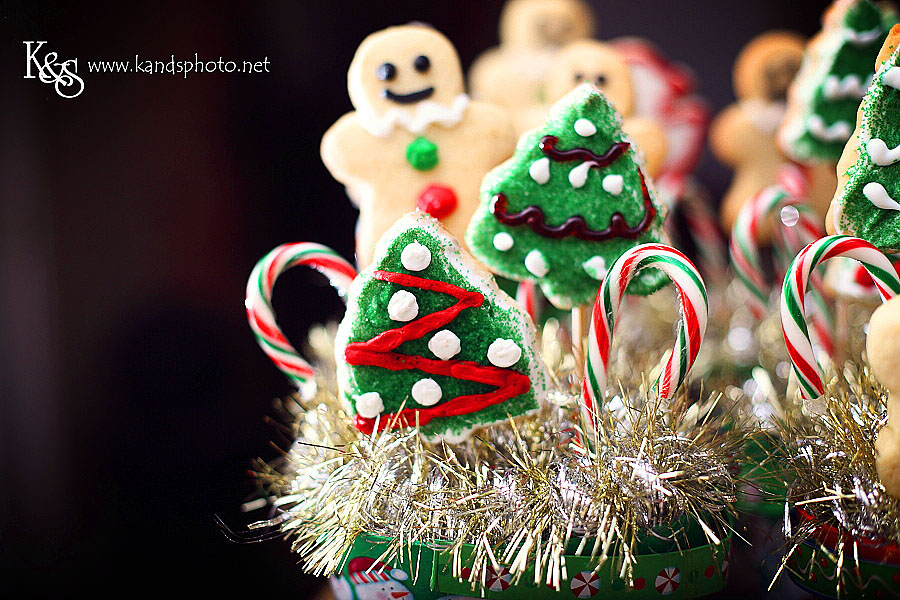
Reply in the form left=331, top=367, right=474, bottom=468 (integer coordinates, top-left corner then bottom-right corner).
left=572, top=305, right=587, bottom=380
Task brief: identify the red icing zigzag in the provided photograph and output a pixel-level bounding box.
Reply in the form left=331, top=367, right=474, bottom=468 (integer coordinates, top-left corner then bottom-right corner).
left=345, top=270, right=531, bottom=434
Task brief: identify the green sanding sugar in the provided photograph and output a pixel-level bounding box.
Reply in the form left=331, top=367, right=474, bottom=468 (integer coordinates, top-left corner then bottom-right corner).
left=781, top=0, right=894, bottom=163
left=335, top=212, right=548, bottom=441
left=837, top=41, right=900, bottom=251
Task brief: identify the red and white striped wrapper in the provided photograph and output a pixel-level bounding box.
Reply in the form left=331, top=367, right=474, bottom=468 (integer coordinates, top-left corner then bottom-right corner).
left=781, top=235, right=900, bottom=400
left=582, top=244, right=708, bottom=421
left=245, top=242, right=357, bottom=395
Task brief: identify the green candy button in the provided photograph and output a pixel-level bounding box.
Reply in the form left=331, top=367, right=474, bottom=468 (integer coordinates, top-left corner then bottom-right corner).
left=406, top=137, right=438, bottom=171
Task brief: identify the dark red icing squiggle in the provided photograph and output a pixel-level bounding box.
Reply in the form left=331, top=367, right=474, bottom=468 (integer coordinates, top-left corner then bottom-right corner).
left=345, top=270, right=531, bottom=434
left=539, top=136, right=630, bottom=164
left=490, top=169, right=655, bottom=241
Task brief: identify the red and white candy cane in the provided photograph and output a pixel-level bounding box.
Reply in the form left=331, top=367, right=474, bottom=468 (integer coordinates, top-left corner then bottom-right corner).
left=516, top=280, right=539, bottom=325
left=245, top=242, right=357, bottom=394
left=582, top=244, right=708, bottom=419
left=781, top=235, right=900, bottom=400
left=730, top=185, right=824, bottom=320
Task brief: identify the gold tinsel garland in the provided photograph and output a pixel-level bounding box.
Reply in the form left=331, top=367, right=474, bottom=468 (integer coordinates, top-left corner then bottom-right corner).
left=248, top=322, right=746, bottom=587
left=773, top=358, right=900, bottom=589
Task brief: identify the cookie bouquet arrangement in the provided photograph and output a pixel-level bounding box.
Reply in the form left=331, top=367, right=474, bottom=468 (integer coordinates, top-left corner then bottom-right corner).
left=233, top=1, right=900, bottom=599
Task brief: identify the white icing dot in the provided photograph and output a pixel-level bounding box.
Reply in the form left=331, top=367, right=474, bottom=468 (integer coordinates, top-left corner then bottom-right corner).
left=411, top=378, right=442, bottom=406
left=400, top=242, right=431, bottom=271
left=582, top=256, right=608, bottom=280
left=428, top=329, right=461, bottom=360
left=574, top=118, right=597, bottom=137
left=493, top=232, right=514, bottom=251
left=524, top=249, right=549, bottom=277
left=354, top=392, right=385, bottom=419
left=602, top=174, right=624, bottom=195
left=529, top=157, right=550, bottom=184
left=487, top=338, right=522, bottom=367
left=866, top=138, right=900, bottom=166
left=863, top=182, right=900, bottom=211
left=388, top=290, right=418, bottom=321
left=884, top=66, right=900, bottom=90
left=568, top=161, right=593, bottom=188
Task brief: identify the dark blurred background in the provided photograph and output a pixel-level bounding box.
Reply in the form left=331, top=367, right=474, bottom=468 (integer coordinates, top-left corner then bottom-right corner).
left=0, top=1, right=831, bottom=597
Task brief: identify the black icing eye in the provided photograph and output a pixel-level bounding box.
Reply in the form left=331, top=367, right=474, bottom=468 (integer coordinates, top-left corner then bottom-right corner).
left=573, top=72, right=584, bottom=83
left=414, top=55, right=430, bottom=73
left=377, top=62, right=397, bottom=81
left=595, top=74, right=607, bottom=86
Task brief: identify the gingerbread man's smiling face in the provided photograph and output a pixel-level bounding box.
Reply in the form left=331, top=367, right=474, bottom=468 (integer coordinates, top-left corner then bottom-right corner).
left=348, top=25, right=464, bottom=127
left=500, top=0, right=593, bottom=49
left=545, top=41, right=633, bottom=114
left=734, top=31, right=805, bottom=102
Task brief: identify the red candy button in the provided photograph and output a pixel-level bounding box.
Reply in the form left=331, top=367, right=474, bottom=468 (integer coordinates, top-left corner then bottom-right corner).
left=417, top=184, right=458, bottom=219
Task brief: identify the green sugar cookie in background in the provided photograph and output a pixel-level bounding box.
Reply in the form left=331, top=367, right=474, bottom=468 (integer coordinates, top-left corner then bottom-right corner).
left=779, top=0, right=895, bottom=163
left=466, top=83, right=667, bottom=309
left=833, top=27, right=900, bottom=251
left=335, top=211, right=549, bottom=443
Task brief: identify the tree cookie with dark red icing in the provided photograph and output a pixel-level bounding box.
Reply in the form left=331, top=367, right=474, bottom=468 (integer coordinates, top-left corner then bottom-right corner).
left=466, top=83, right=667, bottom=309
left=335, top=211, right=549, bottom=442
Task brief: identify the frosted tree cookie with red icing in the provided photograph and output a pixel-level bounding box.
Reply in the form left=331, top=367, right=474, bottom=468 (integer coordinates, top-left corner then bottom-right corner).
left=466, top=83, right=667, bottom=309
left=321, top=24, right=516, bottom=267
left=335, top=211, right=549, bottom=443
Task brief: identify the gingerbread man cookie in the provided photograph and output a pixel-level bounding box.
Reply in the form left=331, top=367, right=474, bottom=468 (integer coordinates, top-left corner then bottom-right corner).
left=541, top=39, right=668, bottom=178
left=469, top=0, right=594, bottom=134
left=867, top=295, right=900, bottom=497
left=321, top=24, right=516, bottom=267
left=710, top=31, right=806, bottom=233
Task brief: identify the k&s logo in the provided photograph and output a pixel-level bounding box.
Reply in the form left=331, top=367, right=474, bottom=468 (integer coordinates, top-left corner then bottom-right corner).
left=24, top=41, right=84, bottom=99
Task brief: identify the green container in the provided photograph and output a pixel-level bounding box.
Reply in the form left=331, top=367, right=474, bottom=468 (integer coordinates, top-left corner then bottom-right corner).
left=736, top=433, right=789, bottom=518
left=329, top=527, right=731, bottom=600
left=787, top=509, right=900, bottom=599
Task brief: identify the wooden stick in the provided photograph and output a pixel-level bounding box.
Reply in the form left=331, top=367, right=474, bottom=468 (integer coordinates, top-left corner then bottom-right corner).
left=571, top=305, right=587, bottom=381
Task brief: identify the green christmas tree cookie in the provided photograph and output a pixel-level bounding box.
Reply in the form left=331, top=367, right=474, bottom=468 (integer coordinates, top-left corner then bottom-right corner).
left=465, top=83, right=667, bottom=309
left=780, top=0, right=895, bottom=163
left=335, top=211, right=549, bottom=442
left=832, top=28, right=900, bottom=251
